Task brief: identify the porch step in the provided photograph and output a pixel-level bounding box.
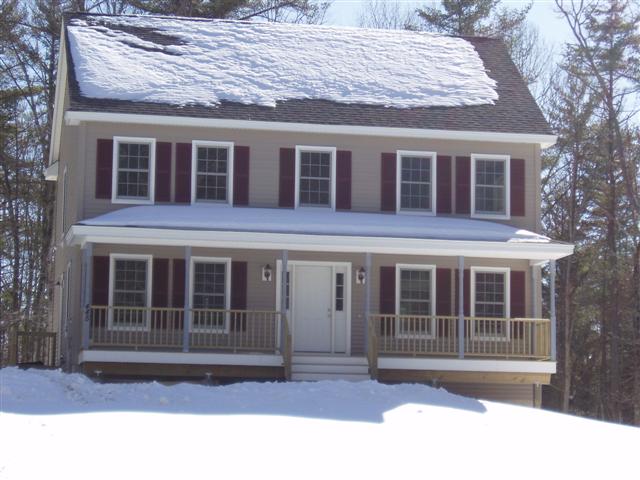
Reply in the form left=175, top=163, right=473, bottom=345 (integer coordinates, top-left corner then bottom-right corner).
left=291, top=355, right=370, bottom=381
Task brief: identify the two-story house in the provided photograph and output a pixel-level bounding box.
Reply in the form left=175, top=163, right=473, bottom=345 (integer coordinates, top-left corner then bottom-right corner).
left=47, top=13, right=573, bottom=406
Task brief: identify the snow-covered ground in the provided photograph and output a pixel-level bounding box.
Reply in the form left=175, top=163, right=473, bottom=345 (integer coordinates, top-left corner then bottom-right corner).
left=1, top=368, right=637, bottom=479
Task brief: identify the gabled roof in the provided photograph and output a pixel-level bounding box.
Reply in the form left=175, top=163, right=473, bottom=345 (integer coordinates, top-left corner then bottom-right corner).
left=62, top=13, right=552, bottom=136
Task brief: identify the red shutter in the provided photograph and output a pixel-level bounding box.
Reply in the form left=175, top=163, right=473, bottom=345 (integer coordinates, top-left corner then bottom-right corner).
left=231, top=261, right=248, bottom=331
left=510, top=158, right=525, bottom=216
left=152, top=258, right=169, bottom=307
left=175, top=143, right=191, bottom=203
left=95, top=139, right=113, bottom=199
left=92, top=256, right=109, bottom=306
left=279, top=148, right=295, bottom=208
left=155, top=142, right=172, bottom=202
left=336, top=150, right=352, bottom=210
left=233, top=146, right=250, bottom=206
left=455, top=156, right=471, bottom=214
left=436, top=268, right=452, bottom=315
left=379, top=266, right=396, bottom=314
left=510, top=270, right=526, bottom=318
left=436, top=155, right=452, bottom=214
left=454, top=269, right=470, bottom=316
left=380, top=152, right=396, bottom=212
left=172, top=259, right=185, bottom=308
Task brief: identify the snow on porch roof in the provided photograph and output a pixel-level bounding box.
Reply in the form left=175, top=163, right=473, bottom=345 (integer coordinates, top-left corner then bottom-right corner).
left=65, top=14, right=498, bottom=109
left=79, top=205, right=550, bottom=244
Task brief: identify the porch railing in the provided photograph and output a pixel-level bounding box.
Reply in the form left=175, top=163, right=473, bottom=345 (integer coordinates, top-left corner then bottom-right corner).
left=368, top=314, right=551, bottom=360
left=89, top=306, right=282, bottom=353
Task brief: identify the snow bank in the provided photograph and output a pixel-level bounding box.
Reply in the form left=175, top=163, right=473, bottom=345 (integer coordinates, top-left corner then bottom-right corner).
left=66, top=15, right=498, bottom=109
left=1, top=368, right=638, bottom=480
left=80, top=204, right=550, bottom=243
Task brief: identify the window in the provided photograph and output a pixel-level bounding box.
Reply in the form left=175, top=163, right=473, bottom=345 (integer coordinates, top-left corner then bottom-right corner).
left=190, top=257, right=230, bottom=331
left=108, top=254, right=152, bottom=329
left=192, top=141, right=234, bottom=204
left=397, top=151, right=436, bottom=214
left=335, top=272, right=344, bottom=312
left=395, top=265, right=436, bottom=336
left=471, top=154, right=510, bottom=219
left=295, top=146, right=336, bottom=209
left=112, top=137, right=156, bottom=204
left=471, top=267, right=510, bottom=338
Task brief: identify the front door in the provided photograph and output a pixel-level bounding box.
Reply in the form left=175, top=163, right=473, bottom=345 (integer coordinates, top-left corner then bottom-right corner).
left=292, top=265, right=333, bottom=352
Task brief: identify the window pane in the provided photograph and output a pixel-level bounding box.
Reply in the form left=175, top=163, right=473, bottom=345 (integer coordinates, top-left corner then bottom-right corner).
left=335, top=273, right=344, bottom=312
left=400, top=156, right=431, bottom=211
left=116, top=142, right=151, bottom=199
left=195, top=146, right=228, bottom=201
left=475, top=159, right=506, bottom=214
left=299, top=151, right=331, bottom=206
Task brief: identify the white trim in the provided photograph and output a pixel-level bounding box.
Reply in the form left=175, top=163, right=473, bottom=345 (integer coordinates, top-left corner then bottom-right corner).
left=294, top=145, right=337, bottom=210
left=470, top=153, right=511, bottom=220
left=78, top=349, right=283, bottom=367
left=49, top=25, right=67, bottom=167
left=45, top=161, right=59, bottom=181
left=190, top=140, right=234, bottom=205
left=111, top=136, right=157, bottom=205
left=470, top=266, right=511, bottom=341
left=64, top=111, right=558, bottom=148
left=395, top=263, right=436, bottom=338
left=189, top=256, right=232, bottom=333
left=68, top=225, right=575, bottom=261
left=108, top=253, right=153, bottom=331
left=61, top=165, right=69, bottom=239
left=396, top=151, right=437, bottom=215
left=377, top=357, right=556, bottom=374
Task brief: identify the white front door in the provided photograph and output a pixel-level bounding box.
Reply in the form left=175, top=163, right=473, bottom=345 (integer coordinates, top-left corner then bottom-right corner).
left=293, top=265, right=333, bottom=352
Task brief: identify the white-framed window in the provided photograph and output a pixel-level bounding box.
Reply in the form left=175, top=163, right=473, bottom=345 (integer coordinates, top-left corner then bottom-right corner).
left=396, top=150, right=437, bottom=215
left=191, top=141, right=234, bottom=205
left=470, top=266, right=511, bottom=339
left=189, top=256, right=231, bottom=333
left=471, top=154, right=510, bottom=219
left=295, top=145, right=336, bottom=209
left=395, top=264, right=436, bottom=337
left=108, top=254, right=153, bottom=330
left=111, top=136, right=156, bottom=204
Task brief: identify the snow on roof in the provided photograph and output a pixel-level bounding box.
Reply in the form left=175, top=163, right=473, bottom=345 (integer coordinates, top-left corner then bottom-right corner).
left=66, top=15, right=498, bottom=109
left=80, top=205, right=549, bottom=243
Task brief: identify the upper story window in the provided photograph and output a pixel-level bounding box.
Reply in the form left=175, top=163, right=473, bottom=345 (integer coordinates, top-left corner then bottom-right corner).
left=395, top=264, right=436, bottom=337
left=112, top=137, right=156, bottom=204
left=191, top=141, right=234, bottom=205
left=108, top=254, right=152, bottom=329
left=470, top=267, right=510, bottom=338
left=471, top=154, right=510, bottom=219
left=396, top=151, right=436, bottom=215
left=295, top=146, right=336, bottom=209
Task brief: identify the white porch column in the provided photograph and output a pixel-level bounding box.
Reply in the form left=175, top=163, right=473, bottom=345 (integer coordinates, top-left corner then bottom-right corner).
left=182, top=246, right=192, bottom=353
left=458, top=255, right=464, bottom=359
left=81, top=242, right=93, bottom=351
left=550, top=259, right=557, bottom=361
left=280, top=250, right=288, bottom=345
left=364, top=252, right=372, bottom=354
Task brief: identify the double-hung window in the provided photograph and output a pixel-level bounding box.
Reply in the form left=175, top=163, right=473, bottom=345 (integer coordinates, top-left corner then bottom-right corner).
left=295, top=146, right=336, bottom=209
left=192, top=141, right=234, bottom=204
left=190, top=257, right=230, bottom=332
left=471, top=267, right=510, bottom=339
left=396, top=265, right=436, bottom=337
left=471, top=154, right=510, bottom=219
left=397, top=151, right=436, bottom=214
left=109, top=254, right=152, bottom=330
left=112, top=137, right=156, bottom=204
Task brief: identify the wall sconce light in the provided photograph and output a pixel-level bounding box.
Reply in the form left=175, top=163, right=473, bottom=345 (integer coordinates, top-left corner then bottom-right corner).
left=262, top=264, right=273, bottom=282
left=356, top=267, right=366, bottom=285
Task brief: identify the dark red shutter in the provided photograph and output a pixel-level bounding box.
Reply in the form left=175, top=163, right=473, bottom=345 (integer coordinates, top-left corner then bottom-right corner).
left=436, top=268, right=452, bottom=315
left=455, top=156, right=471, bottom=214
left=279, top=148, right=295, bottom=208
left=172, top=259, right=185, bottom=308
left=454, top=269, right=470, bottom=316
left=336, top=150, right=352, bottom=210
left=155, top=142, right=172, bottom=202
left=231, top=261, right=248, bottom=331
left=92, top=256, right=109, bottom=306
left=510, top=270, right=526, bottom=318
left=380, top=153, right=396, bottom=212
left=510, top=158, right=525, bottom=216
left=233, top=146, right=250, bottom=206
left=436, top=155, right=452, bottom=214
left=95, top=139, right=113, bottom=199
left=152, top=258, right=169, bottom=307
left=379, top=266, right=396, bottom=313
left=175, top=143, right=191, bottom=203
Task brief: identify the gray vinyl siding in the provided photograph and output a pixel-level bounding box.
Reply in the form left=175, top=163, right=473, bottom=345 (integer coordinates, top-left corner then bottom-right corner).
left=442, top=382, right=534, bottom=407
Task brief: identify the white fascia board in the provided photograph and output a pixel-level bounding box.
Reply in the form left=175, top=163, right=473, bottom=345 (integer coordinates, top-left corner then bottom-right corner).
left=45, top=161, right=59, bottom=181
left=67, top=225, right=574, bottom=261
left=49, top=27, right=68, bottom=167
left=79, top=349, right=283, bottom=367
left=378, top=357, right=556, bottom=374
left=64, top=111, right=558, bottom=148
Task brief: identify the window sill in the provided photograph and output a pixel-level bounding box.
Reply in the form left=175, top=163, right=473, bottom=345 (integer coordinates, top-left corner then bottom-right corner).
left=396, top=209, right=436, bottom=217
left=470, top=212, right=511, bottom=221
left=111, top=197, right=154, bottom=205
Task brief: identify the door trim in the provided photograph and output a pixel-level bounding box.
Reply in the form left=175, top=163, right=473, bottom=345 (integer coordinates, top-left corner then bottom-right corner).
left=276, top=260, right=352, bottom=356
